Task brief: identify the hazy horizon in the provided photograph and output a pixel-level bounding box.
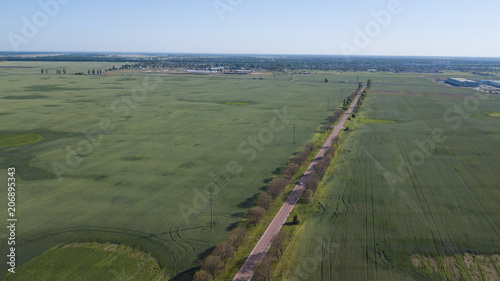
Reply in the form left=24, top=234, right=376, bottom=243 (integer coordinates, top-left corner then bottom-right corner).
left=1, top=0, right=499, bottom=58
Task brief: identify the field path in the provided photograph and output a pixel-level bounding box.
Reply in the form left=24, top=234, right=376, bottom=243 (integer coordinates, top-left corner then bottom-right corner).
left=233, top=85, right=367, bottom=281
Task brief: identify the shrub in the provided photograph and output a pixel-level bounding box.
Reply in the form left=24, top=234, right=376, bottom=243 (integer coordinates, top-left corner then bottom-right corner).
left=228, top=227, right=248, bottom=250
left=247, top=206, right=266, bottom=226
left=301, top=189, right=313, bottom=203
left=257, top=193, right=273, bottom=210
left=266, top=178, right=289, bottom=200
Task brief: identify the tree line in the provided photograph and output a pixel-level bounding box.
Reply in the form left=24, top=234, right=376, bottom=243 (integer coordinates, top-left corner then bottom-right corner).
left=193, top=80, right=372, bottom=281
left=192, top=142, right=317, bottom=281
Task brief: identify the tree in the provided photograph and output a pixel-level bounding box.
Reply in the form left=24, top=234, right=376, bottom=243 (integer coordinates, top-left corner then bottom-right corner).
left=301, top=189, right=313, bottom=203
left=63, top=69, right=66, bottom=74
left=269, top=230, right=287, bottom=259
left=257, top=192, right=272, bottom=210
left=247, top=206, right=266, bottom=226
left=306, top=142, right=316, bottom=152
left=325, top=145, right=336, bottom=157
left=213, top=241, right=235, bottom=265
left=292, top=215, right=300, bottom=225
left=228, top=228, right=244, bottom=247
left=367, top=79, right=373, bottom=88
left=266, top=178, right=288, bottom=200
left=324, top=78, right=329, bottom=83
left=305, top=174, right=319, bottom=193
left=88, top=69, right=90, bottom=75
left=290, top=151, right=307, bottom=166
left=253, top=257, right=273, bottom=281
left=193, top=270, right=213, bottom=281
left=202, top=255, right=224, bottom=278
left=228, top=227, right=248, bottom=250
left=92, top=69, right=95, bottom=75
left=41, top=68, right=43, bottom=74
left=281, top=169, right=293, bottom=179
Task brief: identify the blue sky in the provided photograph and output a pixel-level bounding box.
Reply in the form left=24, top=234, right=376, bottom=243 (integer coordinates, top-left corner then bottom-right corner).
left=1, top=0, right=499, bottom=57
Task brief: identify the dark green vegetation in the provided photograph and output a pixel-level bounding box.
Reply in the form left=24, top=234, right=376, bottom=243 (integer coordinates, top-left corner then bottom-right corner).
left=5, top=242, right=167, bottom=281
left=0, top=61, right=361, bottom=279
left=282, top=74, right=500, bottom=280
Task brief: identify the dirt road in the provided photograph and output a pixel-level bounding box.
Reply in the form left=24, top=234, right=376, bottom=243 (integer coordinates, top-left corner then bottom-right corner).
left=233, top=85, right=366, bottom=281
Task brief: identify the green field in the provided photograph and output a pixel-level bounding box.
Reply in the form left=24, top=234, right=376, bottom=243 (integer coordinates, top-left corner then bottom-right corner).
left=281, top=74, right=500, bottom=280
left=0, top=62, right=362, bottom=279
left=5, top=242, right=166, bottom=281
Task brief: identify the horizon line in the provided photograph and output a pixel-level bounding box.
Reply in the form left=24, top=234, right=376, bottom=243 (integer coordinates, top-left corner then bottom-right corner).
left=1, top=51, right=499, bottom=60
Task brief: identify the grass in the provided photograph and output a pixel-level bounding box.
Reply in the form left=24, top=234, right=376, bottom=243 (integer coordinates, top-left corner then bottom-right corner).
left=281, top=74, right=500, bottom=281
left=355, top=118, right=398, bottom=124
left=5, top=242, right=168, bottom=281
left=221, top=101, right=254, bottom=106
left=0, top=133, right=43, bottom=147
left=0, top=61, right=360, bottom=280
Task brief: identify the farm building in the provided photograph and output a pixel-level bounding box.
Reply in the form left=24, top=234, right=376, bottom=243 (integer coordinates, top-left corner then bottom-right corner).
left=445, top=78, right=479, bottom=87
left=479, top=80, right=500, bottom=88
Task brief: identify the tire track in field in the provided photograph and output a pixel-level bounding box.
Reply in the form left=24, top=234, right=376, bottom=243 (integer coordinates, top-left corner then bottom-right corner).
left=434, top=143, right=500, bottom=242
left=19, top=225, right=197, bottom=271
left=367, top=138, right=379, bottom=280
left=381, top=98, right=444, bottom=257
left=318, top=153, right=359, bottom=281
left=169, top=225, right=189, bottom=255
left=401, top=97, right=500, bottom=244
left=327, top=142, right=363, bottom=280
left=443, top=131, right=500, bottom=239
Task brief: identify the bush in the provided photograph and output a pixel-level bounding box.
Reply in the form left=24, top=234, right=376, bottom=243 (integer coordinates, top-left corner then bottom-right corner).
left=202, top=256, right=224, bottom=279
left=213, top=241, right=235, bottom=265
left=257, top=193, right=273, bottom=210
left=193, top=270, right=213, bottom=281
left=305, top=177, right=318, bottom=193
left=266, top=177, right=289, bottom=200
left=253, top=257, right=274, bottom=281
left=330, top=109, right=344, bottom=123
left=282, top=163, right=299, bottom=177
left=228, top=227, right=248, bottom=250
left=301, top=189, right=313, bottom=203
left=247, top=206, right=266, bottom=226
left=306, top=142, right=316, bottom=152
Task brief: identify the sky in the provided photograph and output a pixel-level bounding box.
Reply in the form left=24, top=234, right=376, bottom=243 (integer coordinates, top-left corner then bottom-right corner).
left=1, top=0, right=499, bottom=57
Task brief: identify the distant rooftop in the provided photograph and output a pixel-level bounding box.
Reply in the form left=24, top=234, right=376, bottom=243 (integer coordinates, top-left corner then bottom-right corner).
left=449, top=78, right=476, bottom=82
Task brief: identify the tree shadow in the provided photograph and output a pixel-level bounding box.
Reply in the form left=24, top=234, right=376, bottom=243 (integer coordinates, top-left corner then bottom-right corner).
left=197, top=246, right=215, bottom=261
left=226, top=221, right=240, bottom=232
left=171, top=266, right=200, bottom=281
left=231, top=212, right=245, bottom=218
left=263, top=177, right=273, bottom=184
left=236, top=193, right=259, bottom=209
left=271, top=166, right=282, bottom=176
